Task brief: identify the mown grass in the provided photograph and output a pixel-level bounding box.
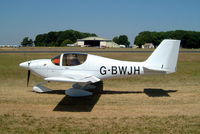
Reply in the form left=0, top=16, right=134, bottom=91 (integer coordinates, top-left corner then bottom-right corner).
left=0, top=51, right=200, bottom=133
left=1, top=46, right=200, bottom=52
left=0, top=113, right=200, bottom=134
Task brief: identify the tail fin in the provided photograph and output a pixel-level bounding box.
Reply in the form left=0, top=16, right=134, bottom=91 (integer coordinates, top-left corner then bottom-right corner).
left=144, top=39, right=181, bottom=74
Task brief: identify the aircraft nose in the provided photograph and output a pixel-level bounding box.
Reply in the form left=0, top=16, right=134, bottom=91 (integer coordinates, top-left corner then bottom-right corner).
left=19, top=61, right=30, bottom=69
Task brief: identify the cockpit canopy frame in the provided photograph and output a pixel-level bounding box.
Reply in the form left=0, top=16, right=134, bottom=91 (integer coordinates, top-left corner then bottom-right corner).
left=51, top=53, right=88, bottom=66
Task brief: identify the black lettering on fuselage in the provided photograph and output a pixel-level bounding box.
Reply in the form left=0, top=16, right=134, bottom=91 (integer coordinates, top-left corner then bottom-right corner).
left=134, top=66, right=140, bottom=75
left=118, top=66, right=127, bottom=75
left=127, top=66, right=133, bottom=75
left=100, top=66, right=106, bottom=75
left=100, top=66, right=140, bottom=76
left=111, top=66, right=117, bottom=75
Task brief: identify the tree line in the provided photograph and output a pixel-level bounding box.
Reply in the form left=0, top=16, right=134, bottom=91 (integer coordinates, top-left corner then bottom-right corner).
left=21, top=37, right=33, bottom=46
left=134, top=30, right=200, bottom=48
left=21, top=30, right=97, bottom=47
left=21, top=29, right=200, bottom=48
left=34, top=29, right=97, bottom=47
left=21, top=29, right=130, bottom=47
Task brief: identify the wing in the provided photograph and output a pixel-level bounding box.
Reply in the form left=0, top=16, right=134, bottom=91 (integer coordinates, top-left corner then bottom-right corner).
left=44, top=73, right=100, bottom=83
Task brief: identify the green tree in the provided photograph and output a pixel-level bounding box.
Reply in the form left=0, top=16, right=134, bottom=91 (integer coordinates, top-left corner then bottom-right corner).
left=113, top=35, right=130, bottom=47
left=61, top=39, right=73, bottom=46
left=112, top=36, right=119, bottom=44
left=118, top=35, right=130, bottom=47
left=34, top=34, right=48, bottom=46
left=21, top=37, right=33, bottom=47
left=134, top=31, right=153, bottom=48
left=134, top=30, right=200, bottom=48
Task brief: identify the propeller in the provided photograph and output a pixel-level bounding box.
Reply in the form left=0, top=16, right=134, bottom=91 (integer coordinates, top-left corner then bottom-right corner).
left=27, top=70, right=31, bottom=87
left=27, top=61, right=31, bottom=87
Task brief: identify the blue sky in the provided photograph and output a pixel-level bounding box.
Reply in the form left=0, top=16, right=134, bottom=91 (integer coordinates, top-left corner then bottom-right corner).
left=0, top=0, right=200, bottom=45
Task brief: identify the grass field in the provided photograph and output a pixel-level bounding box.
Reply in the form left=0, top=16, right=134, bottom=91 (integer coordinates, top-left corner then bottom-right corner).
left=0, top=50, right=200, bottom=134
left=1, top=46, right=200, bottom=52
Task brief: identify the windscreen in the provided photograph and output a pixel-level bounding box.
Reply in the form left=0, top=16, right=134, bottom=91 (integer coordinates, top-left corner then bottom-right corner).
left=51, top=55, right=61, bottom=66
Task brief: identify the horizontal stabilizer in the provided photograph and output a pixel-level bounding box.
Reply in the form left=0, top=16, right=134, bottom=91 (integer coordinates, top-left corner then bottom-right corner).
left=143, top=67, right=167, bottom=74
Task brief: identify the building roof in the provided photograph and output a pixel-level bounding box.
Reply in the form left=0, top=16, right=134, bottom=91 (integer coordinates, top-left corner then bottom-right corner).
left=77, top=36, right=110, bottom=41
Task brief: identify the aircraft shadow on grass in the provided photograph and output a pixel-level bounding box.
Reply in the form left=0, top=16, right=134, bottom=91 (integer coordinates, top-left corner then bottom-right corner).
left=42, top=82, right=177, bottom=112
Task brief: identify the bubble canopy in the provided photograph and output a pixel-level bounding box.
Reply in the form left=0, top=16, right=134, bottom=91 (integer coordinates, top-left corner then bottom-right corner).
left=51, top=53, right=88, bottom=66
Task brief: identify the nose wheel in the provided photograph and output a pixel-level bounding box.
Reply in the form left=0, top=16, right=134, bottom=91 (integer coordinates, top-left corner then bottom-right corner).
left=33, top=82, right=52, bottom=93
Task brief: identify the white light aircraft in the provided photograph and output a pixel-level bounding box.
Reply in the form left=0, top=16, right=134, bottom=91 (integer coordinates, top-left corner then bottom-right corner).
left=20, top=39, right=180, bottom=97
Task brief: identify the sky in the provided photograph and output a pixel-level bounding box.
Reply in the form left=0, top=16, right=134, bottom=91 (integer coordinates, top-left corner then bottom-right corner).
left=0, top=0, right=200, bottom=45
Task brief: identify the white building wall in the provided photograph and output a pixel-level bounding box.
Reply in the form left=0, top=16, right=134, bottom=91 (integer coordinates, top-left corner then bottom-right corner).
left=77, top=41, right=84, bottom=47
left=100, top=41, right=106, bottom=48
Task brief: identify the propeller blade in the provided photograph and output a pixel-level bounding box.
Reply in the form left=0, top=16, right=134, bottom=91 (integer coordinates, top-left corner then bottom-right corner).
left=27, top=70, right=30, bottom=87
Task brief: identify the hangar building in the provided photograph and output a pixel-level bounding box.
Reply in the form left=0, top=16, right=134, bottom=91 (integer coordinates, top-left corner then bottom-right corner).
left=76, top=37, right=120, bottom=48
